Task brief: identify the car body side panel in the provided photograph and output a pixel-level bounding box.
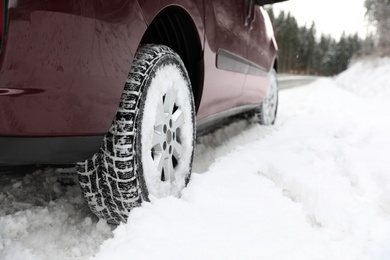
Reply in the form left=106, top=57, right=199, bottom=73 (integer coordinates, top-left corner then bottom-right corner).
left=196, top=0, right=248, bottom=120
left=0, top=0, right=146, bottom=136
left=242, top=6, right=277, bottom=105
left=0, top=0, right=279, bottom=164
left=204, top=0, right=248, bottom=60
left=247, top=6, right=275, bottom=72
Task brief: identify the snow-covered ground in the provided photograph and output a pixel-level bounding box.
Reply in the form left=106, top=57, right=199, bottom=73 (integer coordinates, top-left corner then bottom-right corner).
left=1, top=57, right=390, bottom=260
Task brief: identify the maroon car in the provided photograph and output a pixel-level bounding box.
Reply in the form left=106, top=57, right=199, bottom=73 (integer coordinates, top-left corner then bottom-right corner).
left=0, top=0, right=283, bottom=224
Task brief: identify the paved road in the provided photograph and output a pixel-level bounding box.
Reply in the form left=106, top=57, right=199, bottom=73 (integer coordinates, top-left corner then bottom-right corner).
left=278, top=74, right=322, bottom=89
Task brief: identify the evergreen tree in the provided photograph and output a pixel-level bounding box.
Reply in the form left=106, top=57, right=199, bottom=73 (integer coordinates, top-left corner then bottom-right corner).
left=267, top=8, right=362, bottom=75
left=336, top=33, right=349, bottom=73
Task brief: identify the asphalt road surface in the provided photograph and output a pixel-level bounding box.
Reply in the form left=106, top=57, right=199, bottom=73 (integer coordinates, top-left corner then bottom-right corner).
left=278, top=74, right=322, bottom=89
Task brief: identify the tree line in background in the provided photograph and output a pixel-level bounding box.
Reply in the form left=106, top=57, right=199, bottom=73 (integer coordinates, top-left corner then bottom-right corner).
left=267, top=8, right=362, bottom=76
left=268, top=0, right=389, bottom=76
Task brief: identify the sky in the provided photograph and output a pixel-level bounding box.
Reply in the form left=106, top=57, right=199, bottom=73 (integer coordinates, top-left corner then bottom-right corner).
left=272, top=0, right=368, bottom=39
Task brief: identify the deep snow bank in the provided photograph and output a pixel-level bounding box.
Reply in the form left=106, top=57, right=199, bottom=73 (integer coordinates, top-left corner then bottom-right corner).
left=337, top=57, right=390, bottom=100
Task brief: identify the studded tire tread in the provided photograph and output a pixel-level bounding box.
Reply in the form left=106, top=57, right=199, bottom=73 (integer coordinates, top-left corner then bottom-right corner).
left=77, top=45, right=186, bottom=224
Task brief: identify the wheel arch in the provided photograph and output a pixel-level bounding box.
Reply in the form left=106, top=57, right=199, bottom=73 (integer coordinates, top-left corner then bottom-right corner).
left=140, top=6, right=204, bottom=113
left=273, top=58, right=278, bottom=72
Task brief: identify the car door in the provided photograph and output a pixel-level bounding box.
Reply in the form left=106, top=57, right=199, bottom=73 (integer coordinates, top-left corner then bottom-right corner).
left=197, top=0, right=250, bottom=121
left=206, top=0, right=249, bottom=68
left=247, top=5, right=275, bottom=74
left=243, top=4, right=277, bottom=104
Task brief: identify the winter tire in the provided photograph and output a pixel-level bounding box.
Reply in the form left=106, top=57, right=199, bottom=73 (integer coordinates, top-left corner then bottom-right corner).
left=256, top=69, right=278, bottom=125
left=77, top=44, right=196, bottom=224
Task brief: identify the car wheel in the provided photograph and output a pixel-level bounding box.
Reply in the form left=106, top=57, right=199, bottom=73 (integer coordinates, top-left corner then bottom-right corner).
left=257, top=69, right=278, bottom=125
left=77, top=44, right=196, bottom=224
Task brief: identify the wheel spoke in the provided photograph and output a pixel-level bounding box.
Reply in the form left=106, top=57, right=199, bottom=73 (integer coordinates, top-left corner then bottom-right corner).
left=172, top=109, right=184, bottom=130
left=154, top=153, right=164, bottom=174
left=172, top=141, right=183, bottom=160
left=163, top=88, right=177, bottom=114
left=155, top=100, right=165, bottom=126
left=152, top=125, right=164, bottom=148
left=163, top=157, right=174, bottom=182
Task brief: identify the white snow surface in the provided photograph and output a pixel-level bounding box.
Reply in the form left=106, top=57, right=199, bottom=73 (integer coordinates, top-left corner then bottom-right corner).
left=337, top=57, right=390, bottom=101
left=1, top=57, right=390, bottom=259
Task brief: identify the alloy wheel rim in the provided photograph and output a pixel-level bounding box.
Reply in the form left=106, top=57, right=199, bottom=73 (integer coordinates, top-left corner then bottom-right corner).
left=151, top=88, right=184, bottom=183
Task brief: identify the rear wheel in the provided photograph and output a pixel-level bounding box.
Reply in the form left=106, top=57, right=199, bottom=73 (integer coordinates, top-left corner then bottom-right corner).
left=77, top=44, right=195, bottom=224
left=256, top=69, right=278, bottom=125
